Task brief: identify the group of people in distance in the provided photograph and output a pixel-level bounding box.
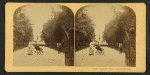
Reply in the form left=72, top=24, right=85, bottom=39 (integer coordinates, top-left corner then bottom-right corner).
left=28, top=40, right=43, bottom=55
left=89, top=40, right=103, bottom=55
left=29, top=40, right=123, bottom=55
left=89, top=40, right=123, bottom=55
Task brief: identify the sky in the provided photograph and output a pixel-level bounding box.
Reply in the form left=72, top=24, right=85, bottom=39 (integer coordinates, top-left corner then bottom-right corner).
left=84, top=4, right=125, bottom=43
left=19, top=3, right=125, bottom=42
left=22, top=4, right=62, bottom=41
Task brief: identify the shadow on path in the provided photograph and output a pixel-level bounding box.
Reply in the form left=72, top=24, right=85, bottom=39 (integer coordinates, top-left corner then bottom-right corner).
left=13, top=45, right=28, bottom=52
left=45, top=45, right=69, bottom=53
left=107, top=46, right=125, bottom=53
left=75, top=45, right=89, bottom=52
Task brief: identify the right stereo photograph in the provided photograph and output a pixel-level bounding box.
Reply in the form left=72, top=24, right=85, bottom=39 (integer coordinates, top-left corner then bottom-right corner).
left=75, top=4, right=136, bottom=67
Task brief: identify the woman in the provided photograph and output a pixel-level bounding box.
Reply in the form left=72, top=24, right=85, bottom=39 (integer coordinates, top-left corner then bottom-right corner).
left=57, top=43, right=62, bottom=54
left=28, top=40, right=33, bottom=55
left=118, top=43, right=123, bottom=54
left=89, top=41, right=97, bottom=55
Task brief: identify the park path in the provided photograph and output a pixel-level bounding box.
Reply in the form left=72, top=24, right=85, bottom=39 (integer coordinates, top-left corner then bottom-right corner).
left=13, top=46, right=65, bottom=66
left=75, top=46, right=126, bottom=67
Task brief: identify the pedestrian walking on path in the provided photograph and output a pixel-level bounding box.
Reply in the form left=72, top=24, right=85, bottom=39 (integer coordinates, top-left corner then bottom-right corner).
left=57, top=43, right=62, bottom=54
left=118, top=43, right=123, bottom=54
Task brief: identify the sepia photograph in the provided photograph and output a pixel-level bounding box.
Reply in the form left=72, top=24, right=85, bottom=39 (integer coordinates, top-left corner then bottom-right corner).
left=5, top=3, right=146, bottom=72
left=13, top=4, right=74, bottom=66
left=75, top=4, right=136, bottom=67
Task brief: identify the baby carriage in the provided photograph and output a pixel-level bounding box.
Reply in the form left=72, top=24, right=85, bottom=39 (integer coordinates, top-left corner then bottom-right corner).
left=89, top=41, right=104, bottom=55
left=95, top=45, right=104, bottom=55
left=34, top=45, right=43, bottom=55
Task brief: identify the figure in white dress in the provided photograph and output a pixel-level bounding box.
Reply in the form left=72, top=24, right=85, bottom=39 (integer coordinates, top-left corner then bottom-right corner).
left=28, top=40, right=33, bottom=55
left=89, top=41, right=97, bottom=55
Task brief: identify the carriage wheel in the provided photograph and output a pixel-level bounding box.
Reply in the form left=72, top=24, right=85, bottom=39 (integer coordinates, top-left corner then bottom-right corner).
left=40, top=51, right=44, bottom=55
left=35, top=51, right=38, bottom=55
left=34, top=51, right=37, bottom=55
left=42, top=51, right=44, bottom=54
left=101, top=51, right=104, bottom=55
left=99, top=51, right=104, bottom=55
left=37, top=51, right=40, bottom=55
left=39, top=52, right=41, bottom=55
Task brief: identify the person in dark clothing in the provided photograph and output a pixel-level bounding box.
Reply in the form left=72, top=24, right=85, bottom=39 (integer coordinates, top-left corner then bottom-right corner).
left=96, top=45, right=102, bottom=51
left=58, top=46, right=61, bottom=53
left=120, top=46, right=122, bottom=54
left=35, top=45, right=40, bottom=50
left=34, top=44, right=43, bottom=54
left=57, top=43, right=62, bottom=54
left=118, top=43, right=123, bottom=54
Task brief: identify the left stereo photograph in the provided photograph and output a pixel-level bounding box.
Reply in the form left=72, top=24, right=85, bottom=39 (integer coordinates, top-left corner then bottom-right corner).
left=13, top=4, right=74, bottom=66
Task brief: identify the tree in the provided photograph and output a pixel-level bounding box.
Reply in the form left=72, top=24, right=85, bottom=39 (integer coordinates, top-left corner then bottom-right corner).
left=75, top=6, right=95, bottom=45
left=41, top=5, right=74, bottom=46
left=13, top=6, right=33, bottom=49
left=102, top=5, right=136, bottom=44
